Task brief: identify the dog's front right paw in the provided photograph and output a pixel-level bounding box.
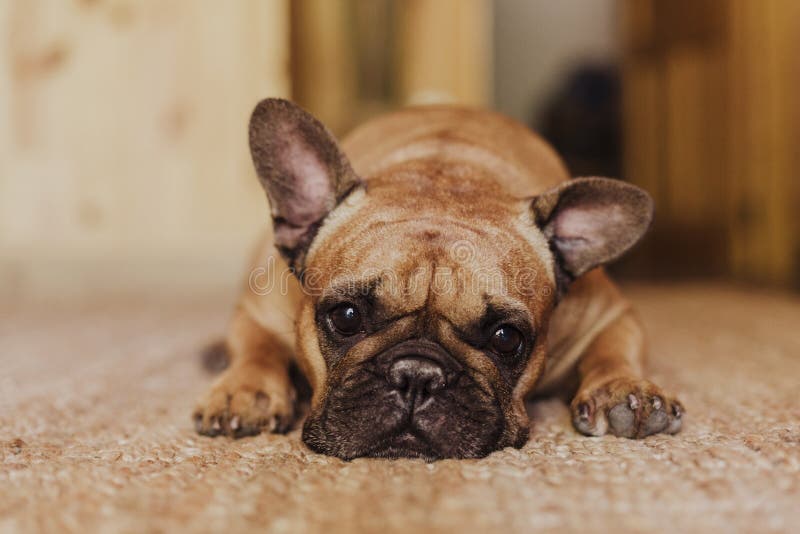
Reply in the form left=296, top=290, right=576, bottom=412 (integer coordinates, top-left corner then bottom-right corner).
left=571, top=376, right=684, bottom=438
left=193, top=364, right=295, bottom=438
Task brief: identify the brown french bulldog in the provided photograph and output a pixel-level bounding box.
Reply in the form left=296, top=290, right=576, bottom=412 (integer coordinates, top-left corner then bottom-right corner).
left=193, top=99, right=683, bottom=460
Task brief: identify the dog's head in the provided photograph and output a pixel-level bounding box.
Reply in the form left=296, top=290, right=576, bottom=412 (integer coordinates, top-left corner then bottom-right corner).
left=249, top=99, right=652, bottom=460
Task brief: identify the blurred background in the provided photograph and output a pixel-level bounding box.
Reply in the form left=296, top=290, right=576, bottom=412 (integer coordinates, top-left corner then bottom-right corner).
left=1, top=0, right=798, bottom=303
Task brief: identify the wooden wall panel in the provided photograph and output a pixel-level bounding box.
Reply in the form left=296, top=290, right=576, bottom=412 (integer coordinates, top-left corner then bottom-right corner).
left=397, top=0, right=491, bottom=106
left=0, top=0, right=290, bottom=298
left=622, top=0, right=800, bottom=285
left=727, top=0, right=800, bottom=285
left=621, top=58, right=662, bottom=208
left=290, top=0, right=357, bottom=135
left=290, top=0, right=492, bottom=132
left=621, top=0, right=729, bottom=276
left=662, top=48, right=728, bottom=227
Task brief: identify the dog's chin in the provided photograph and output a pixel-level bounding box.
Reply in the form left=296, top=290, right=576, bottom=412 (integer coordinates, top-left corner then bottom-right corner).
left=303, top=422, right=501, bottom=461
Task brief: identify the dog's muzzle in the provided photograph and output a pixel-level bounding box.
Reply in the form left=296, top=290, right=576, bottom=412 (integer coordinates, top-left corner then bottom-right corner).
left=302, top=338, right=504, bottom=460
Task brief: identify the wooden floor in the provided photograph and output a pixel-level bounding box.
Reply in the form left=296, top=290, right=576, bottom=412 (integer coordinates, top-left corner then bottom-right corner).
left=1, top=284, right=799, bottom=533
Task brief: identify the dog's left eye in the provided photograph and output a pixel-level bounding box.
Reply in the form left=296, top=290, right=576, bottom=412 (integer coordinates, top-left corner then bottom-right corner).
left=328, top=303, right=363, bottom=336
left=490, top=325, right=523, bottom=356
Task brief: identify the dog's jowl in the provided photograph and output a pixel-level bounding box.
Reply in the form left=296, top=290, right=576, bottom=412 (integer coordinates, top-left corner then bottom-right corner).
left=193, top=99, right=684, bottom=460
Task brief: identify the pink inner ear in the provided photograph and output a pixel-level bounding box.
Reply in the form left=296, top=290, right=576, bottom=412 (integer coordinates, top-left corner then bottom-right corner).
left=553, top=203, right=627, bottom=246
left=278, top=135, right=334, bottom=228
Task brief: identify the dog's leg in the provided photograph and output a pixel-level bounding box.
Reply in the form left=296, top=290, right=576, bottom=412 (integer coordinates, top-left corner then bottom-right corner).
left=194, top=306, right=296, bottom=437
left=570, top=311, right=683, bottom=438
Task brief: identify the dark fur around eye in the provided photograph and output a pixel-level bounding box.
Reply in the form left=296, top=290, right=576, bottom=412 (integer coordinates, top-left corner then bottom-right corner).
left=454, top=303, right=534, bottom=361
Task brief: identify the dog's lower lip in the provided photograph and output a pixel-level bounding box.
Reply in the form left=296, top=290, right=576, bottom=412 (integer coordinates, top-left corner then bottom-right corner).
left=360, top=429, right=436, bottom=459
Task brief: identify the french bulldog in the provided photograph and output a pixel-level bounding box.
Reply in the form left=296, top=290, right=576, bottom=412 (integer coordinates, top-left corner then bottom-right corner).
left=193, top=99, right=683, bottom=460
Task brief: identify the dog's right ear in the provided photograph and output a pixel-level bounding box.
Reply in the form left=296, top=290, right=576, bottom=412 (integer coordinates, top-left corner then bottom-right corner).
left=248, top=98, right=362, bottom=274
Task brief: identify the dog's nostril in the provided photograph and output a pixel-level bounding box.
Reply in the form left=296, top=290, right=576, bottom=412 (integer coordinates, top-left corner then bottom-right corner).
left=387, top=357, right=446, bottom=402
left=425, top=373, right=445, bottom=394
left=389, top=372, right=409, bottom=392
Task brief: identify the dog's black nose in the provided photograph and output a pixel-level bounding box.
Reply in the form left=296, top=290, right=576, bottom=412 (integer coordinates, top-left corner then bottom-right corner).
left=387, top=357, right=446, bottom=406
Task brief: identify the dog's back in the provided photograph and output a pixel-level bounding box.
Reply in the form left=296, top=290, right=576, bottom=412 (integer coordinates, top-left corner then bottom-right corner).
left=342, top=106, right=569, bottom=195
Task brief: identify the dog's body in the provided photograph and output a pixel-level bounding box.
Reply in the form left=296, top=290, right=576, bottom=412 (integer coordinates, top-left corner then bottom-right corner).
left=194, top=101, right=683, bottom=459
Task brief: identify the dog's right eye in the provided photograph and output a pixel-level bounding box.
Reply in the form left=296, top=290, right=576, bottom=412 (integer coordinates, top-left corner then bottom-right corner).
left=328, top=304, right=362, bottom=336
left=489, top=324, right=524, bottom=357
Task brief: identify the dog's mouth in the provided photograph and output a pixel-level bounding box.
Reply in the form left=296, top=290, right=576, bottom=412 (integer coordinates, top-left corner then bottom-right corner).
left=360, top=428, right=440, bottom=460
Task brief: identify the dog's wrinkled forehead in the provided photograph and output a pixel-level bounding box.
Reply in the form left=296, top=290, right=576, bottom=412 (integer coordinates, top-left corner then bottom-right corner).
left=304, top=197, right=556, bottom=329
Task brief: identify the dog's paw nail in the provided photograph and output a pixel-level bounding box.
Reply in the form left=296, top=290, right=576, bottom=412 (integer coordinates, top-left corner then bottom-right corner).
left=652, top=396, right=662, bottom=410
left=211, top=418, right=221, bottom=431
left=267, top=417, right=278, bottom=432
left=230, top=415, right=240, bottom=431
left=572, top=402, right=601, bottom=436
left=628, top=393, right=640, bottom=410
left=667, top=402, right=684, bottom=434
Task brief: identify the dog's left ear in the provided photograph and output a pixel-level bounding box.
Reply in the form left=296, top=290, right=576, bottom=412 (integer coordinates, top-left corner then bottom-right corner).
left=531, top=177, right=653, bottom=284
left=248, top=98, right=362, bottom=273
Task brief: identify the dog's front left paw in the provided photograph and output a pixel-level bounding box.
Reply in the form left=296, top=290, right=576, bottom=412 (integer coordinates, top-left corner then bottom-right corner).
left=193, top=364, right=295, bottom=438
left=571, top=377, right=683, bottom=438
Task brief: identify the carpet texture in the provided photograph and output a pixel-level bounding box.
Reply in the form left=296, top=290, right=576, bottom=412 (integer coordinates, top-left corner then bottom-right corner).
left=1, top=284, right=799, bottom=533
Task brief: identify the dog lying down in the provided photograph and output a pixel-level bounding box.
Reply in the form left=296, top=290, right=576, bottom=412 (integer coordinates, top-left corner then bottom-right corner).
left=193, top=99, right=683, bottom=460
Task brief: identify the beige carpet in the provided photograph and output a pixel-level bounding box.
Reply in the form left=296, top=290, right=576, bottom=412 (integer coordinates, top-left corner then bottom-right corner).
left=1, top=284, right=799, bottom=533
